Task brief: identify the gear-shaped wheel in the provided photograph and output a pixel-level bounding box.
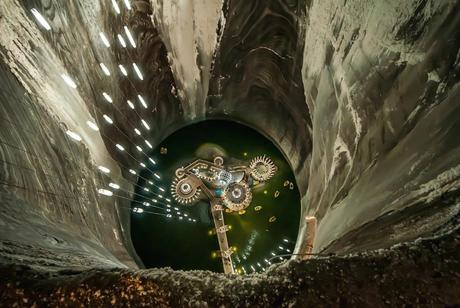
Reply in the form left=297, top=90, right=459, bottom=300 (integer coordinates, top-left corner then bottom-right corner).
left=249, top=155, right=277, bottom=181
left=171, top=177, right=201, bottom=205
left=222, top=182, right=252, bottom=211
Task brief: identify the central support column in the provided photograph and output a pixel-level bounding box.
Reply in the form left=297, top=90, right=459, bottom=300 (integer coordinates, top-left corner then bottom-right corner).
left=210, top=199, right=235, bottom=274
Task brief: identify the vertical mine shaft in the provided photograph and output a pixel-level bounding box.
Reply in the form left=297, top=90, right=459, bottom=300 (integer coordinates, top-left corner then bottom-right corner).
left=0, top=0, right=459, bottom=305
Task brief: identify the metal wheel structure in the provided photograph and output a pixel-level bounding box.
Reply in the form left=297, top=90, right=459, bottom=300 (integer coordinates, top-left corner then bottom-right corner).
left=249, top=155, right=277, bottom=181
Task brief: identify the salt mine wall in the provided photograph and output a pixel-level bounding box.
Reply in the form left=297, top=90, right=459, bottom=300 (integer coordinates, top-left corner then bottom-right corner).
left=0, top=0, right=140, bottom=270
left=206, top=0, right=312, bottom=198
left=0, top=58, right=135, bottom=270
left=299, top=0, right=460, bottom=253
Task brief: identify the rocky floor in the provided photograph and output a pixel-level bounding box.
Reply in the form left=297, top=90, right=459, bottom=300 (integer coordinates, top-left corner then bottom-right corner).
left=1, top=225, right=459, bottom=307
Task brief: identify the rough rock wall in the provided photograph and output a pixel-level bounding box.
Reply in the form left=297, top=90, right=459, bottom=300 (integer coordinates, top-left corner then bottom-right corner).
left=0, top=0, right=197, bottom=273
left=150, top=0, right=224, bottom=120
left=207, top=0, right=312, bottom=197
left=0, top=57, right=133, bottom=270
left=115, top=0, right=184, bottom=148
left=0, top=0, right=141, bottom=269
left=297, top=0, right=460, bottom=253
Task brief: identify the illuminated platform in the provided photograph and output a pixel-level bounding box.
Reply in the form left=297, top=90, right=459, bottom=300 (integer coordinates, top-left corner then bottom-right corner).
left=171, top=155, right=277, bottom=274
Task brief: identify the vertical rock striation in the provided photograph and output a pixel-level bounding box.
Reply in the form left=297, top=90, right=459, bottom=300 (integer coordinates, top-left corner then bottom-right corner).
left=298, top=0, right=460, bottom=253
left=207, top=0, right=312, bottom=197
left=150, top=0, right=225, bottom=120
left=0, top=0, right=140, bottom=270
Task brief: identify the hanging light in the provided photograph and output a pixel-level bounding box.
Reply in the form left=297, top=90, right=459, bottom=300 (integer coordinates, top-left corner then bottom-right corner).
left=145, top=140, right=152, bottom=148
left=154, top=173, right=161, bottom=179
left=137, top=95, right=147, bottom=108
left=102, top=92, right=113, bottom=103
left=98, top=188, right=113, bottom=196
left=103, top=114, right=113, bottom=124
left=86, top=121, right=99, bottom=131
left=116, top=144, right=125, bottom=151
left=133, top=63, right=143, bottom=80
left=119, top=64, right=128, bottom=76
left=124, top=26, right=136, bottom=48
left=99, top=32, right=110, bottom=47
left=140, top=162, right=146, bottom=168
left=61, top=74, right=77, bottom=88
left=31, top=8, right=51, bottom=31
left=66, top=130, right=82, bottom=141
left=98, top=166, right=111, bottom=173
left=149, top=158, right=156, bottom=165
left=136, top=145, right=143, bottom=152
left=111, top=0, right=120, bottom=14
left=127, top=100, right=135, bottom=109
left=134, top=128, right=141, bottom=135
left=117, top=34, right=127, bottom=48
left=129, top=169, right=136, bottom=175
left=123, top=0, right=132, bottom=10
left=99, top=63, right=111, bottom=76
left=109, top=183, right=120, bottom=189
left=141, top=119, right=150, bottom=130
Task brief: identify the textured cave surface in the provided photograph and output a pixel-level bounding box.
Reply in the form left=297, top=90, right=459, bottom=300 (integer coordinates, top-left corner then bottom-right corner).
left=0, top=0, right=459, bottom=306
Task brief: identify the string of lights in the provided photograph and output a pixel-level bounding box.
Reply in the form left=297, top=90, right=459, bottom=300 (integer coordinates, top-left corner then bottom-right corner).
left=96, top=4, right=159, bottom=132
left=236, top=238, right=295, bottom=274
left=84, top=112, right=161, bottom=179
left=63, top=52, right=160, bottom=178
left=113, top=193, right=196, bottom=222
left=103, top=0, right=167, bottom=136
left=88, top=97, right=156, bottom=163
left=55, top=8, right=161, bottom=175
left=1, top=112, right=186, bottom=220
left=108, top=184, right=186, bottom=214
left=28, top=5, right=195, bottom=223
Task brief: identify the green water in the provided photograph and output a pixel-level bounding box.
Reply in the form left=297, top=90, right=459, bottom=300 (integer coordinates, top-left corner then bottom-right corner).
left=131, top=120, right=300, bottom=273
